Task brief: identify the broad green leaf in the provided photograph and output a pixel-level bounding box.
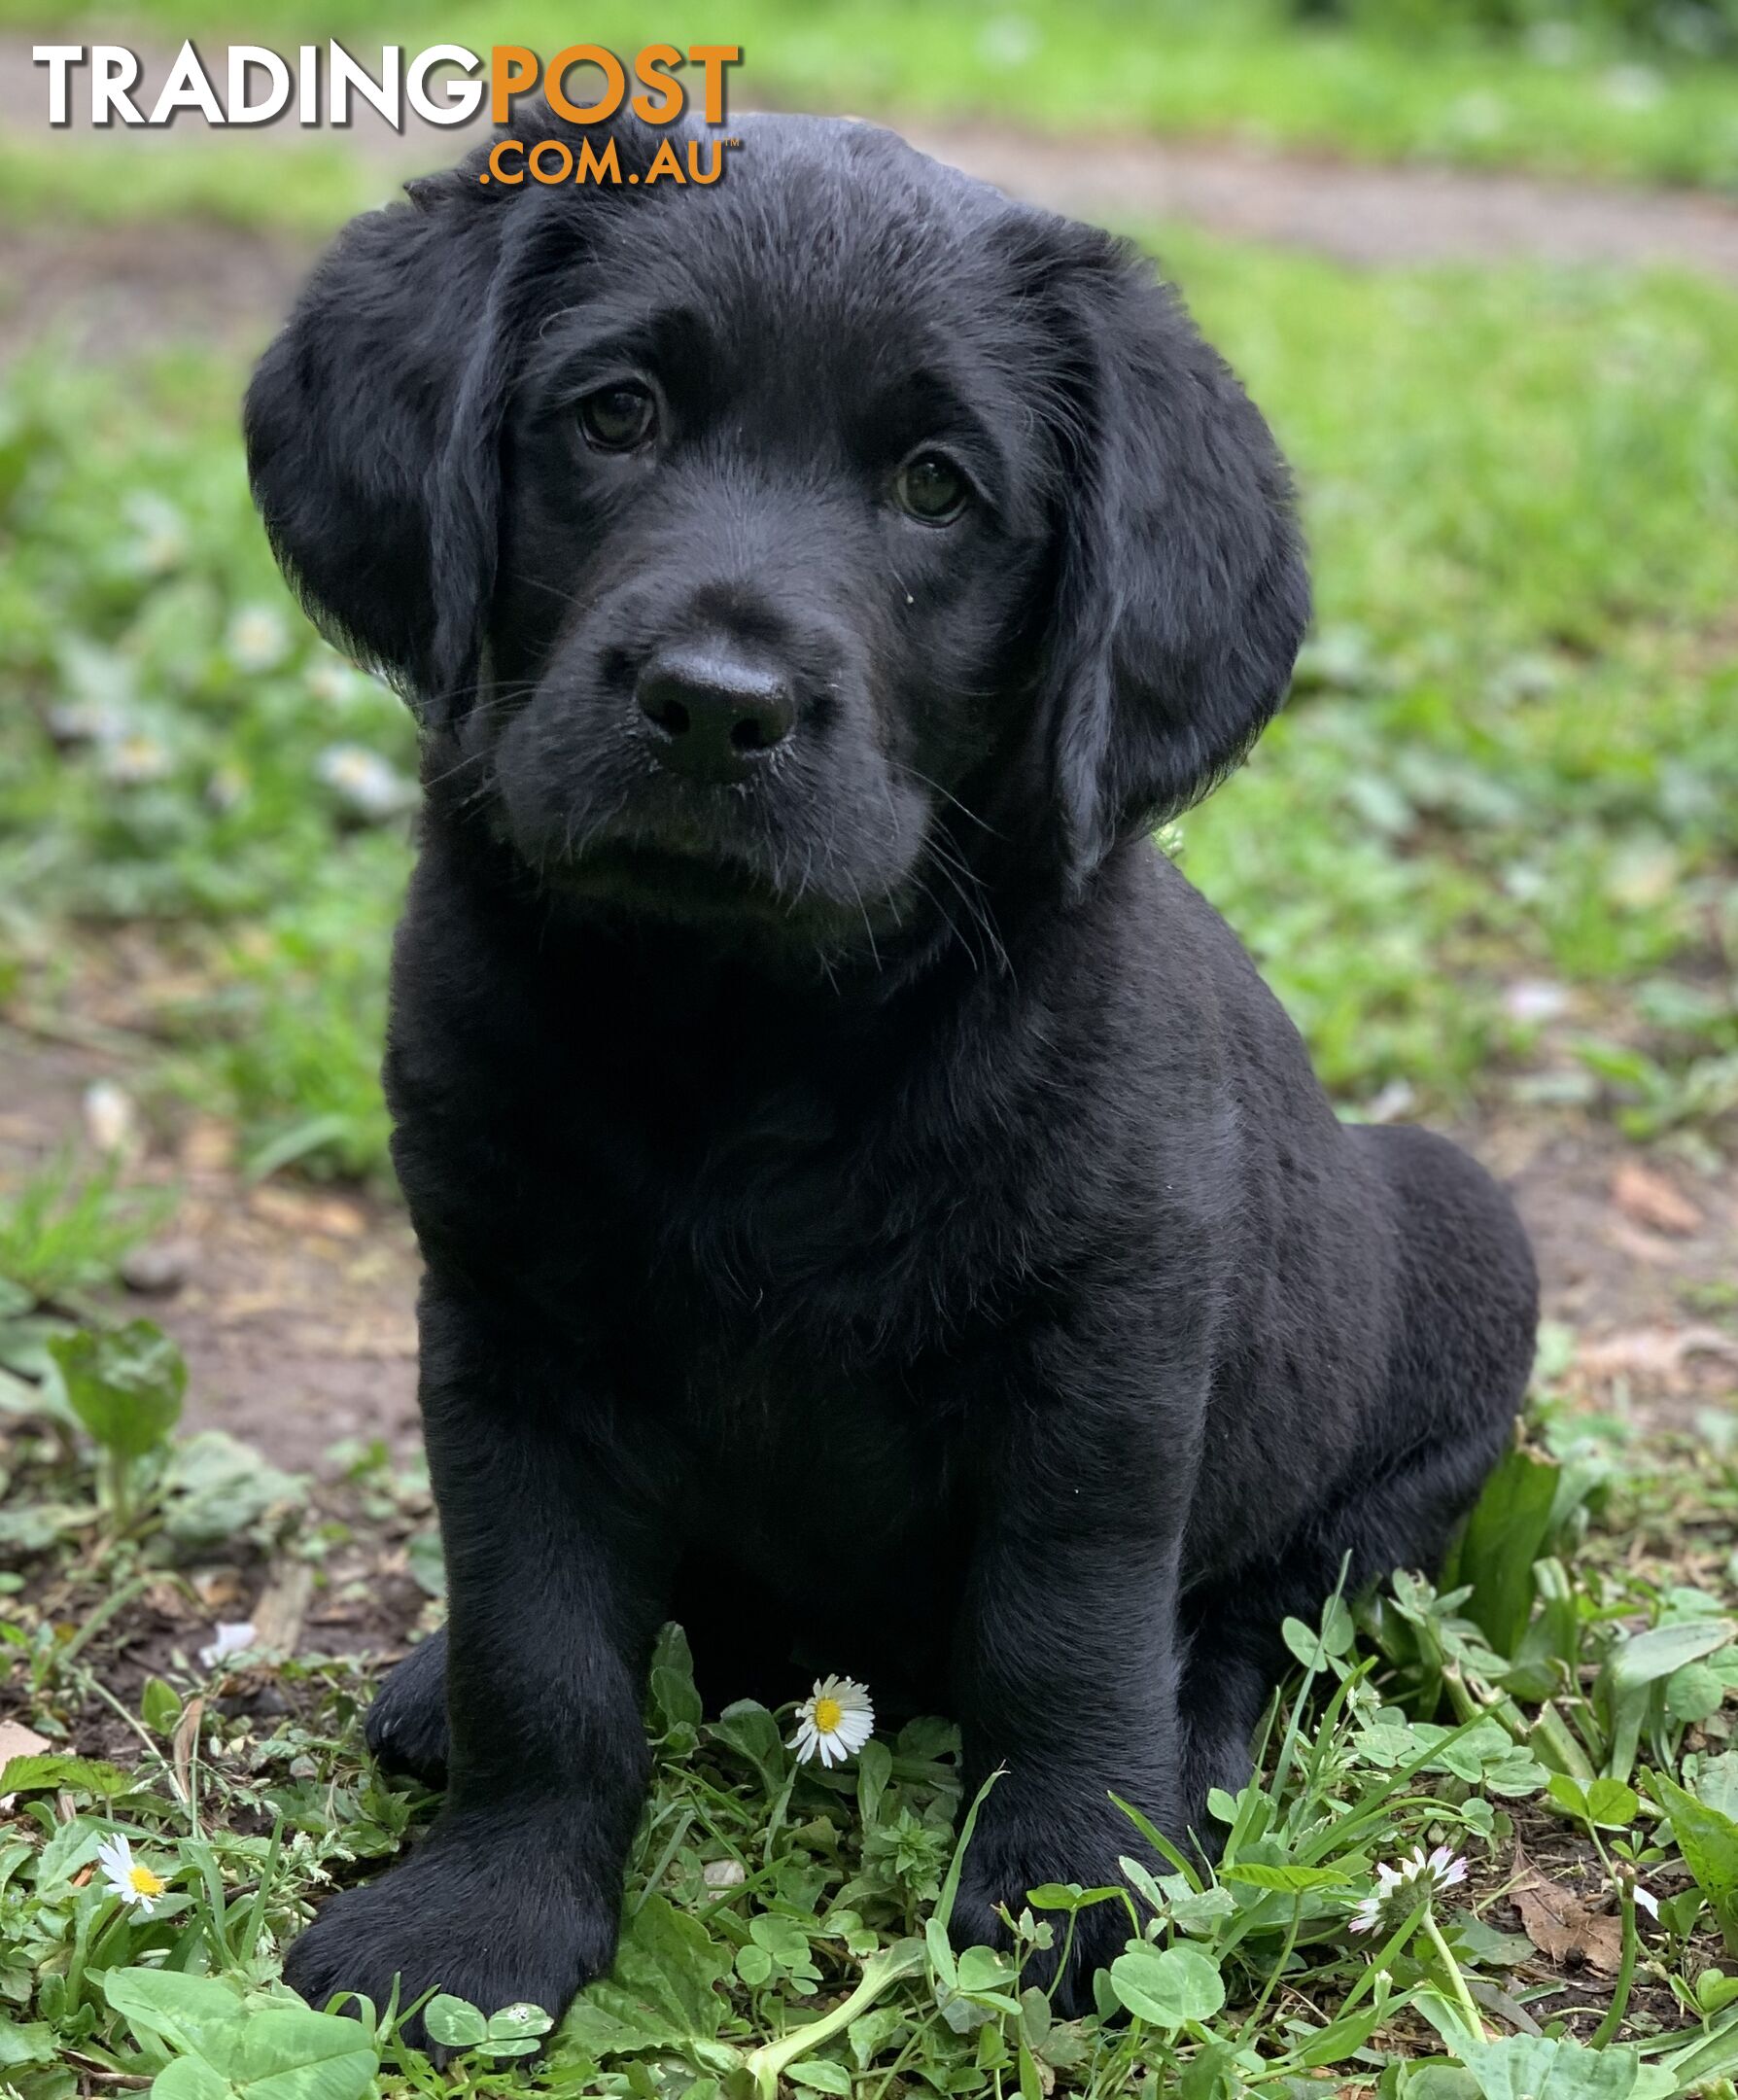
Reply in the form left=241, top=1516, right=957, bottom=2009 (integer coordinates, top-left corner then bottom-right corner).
left=707, top=1702, right=786, bottom=1795
left=1651, top=1769, right=1738, bottom=1953
left=955, top=1945, right=1020, bottom=2005
left=1221, top=1862, right=1352, bottom=1893
left=1666, top=1662, right=1724, bottom=1724
left=854, top=1737, right=891, bottom=1826
left=1459, top=2033, right=1648, bottom=2100
left=1608, top=1620, right=1733, bottom=1696
left=50, top=1321, right=185, bottom=1458
left=1107, top=1943, right=1225, bottom=2030
left=155, top=2062, right=233, bottom=2100
left=160, top=2006, right=378, bottom=2100
left=421, top=1996, right=488, bottom=2049
left=788, top=2062, right=852, bottom=2095
left=1457, top=1445, right=1559, bottom=1657
left=101, top=1968, right=247, bottom=2056
left=1700, top=1753, right=1738, bottom=1820
left=648, top=1625, right=702, bottom=1733
left=0, top=2020, right=56, bottom=2071
left=554, top=1894, right=729, bottom=2061
left=1547, top=1773, right=1589, bottom=1820
left=1695, top=1969, right=1738, bottom=2014
left=0, top=1754, right=138, bottom=1798
left=1025, top=1881, right=1124, bottom=1910
left=140, top=1676, right=183, bottom=1736
left=1584, top=1778, right=1639, bottom=1829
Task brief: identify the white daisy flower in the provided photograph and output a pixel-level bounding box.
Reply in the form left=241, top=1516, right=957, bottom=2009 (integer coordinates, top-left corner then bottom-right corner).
left=787, top=1675, right=874, bottom=1768
left=96, top=1834, right=168, bottom=1916
left=102, top=734, right=173, bottom=786
left=226, top=606, right=291, bottom=673
left=1349, top=1844, right=1468, bottom=1934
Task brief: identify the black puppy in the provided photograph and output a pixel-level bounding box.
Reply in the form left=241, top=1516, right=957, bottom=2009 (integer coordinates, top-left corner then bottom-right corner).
left=246, top=104, right=1537, bottom=2031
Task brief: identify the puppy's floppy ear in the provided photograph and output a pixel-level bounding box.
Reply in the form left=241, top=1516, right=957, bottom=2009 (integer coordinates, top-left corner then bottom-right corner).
left=245, top=107, right=634, bottom=719
left=1025, top=222, right=1310, bottom=889
left=244, top=168, right=508, bottom=716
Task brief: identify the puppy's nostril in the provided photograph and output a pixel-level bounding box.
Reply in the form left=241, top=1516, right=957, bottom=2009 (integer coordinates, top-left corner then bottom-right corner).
left=635, top=648, right=796, bottom=781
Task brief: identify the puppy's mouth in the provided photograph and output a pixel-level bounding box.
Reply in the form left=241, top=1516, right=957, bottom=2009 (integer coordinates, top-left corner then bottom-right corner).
left=544, top=837, right=808, bottom=926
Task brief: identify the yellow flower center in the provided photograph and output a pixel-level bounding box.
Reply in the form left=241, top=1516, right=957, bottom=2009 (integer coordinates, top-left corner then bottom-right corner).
left=812, top=1697, right=844, bottom=1734
left=128, top=1865, right=166, bottom=1898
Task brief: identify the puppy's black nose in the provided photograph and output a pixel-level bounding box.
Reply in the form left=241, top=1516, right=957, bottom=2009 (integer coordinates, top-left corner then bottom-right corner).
left=636, top=647, right=795, bottom=782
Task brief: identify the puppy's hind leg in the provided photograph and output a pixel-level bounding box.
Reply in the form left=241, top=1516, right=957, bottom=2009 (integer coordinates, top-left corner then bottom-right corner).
left=1177, top=1391, right=1527, bottom=1846
left=365, top=1625, right=450, bottom=1784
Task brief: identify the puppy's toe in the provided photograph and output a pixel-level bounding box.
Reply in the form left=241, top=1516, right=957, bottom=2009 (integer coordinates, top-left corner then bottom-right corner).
left=285, top=1827, right=612, bottom=2059
left=365, top=1634, right=450, bottom=1784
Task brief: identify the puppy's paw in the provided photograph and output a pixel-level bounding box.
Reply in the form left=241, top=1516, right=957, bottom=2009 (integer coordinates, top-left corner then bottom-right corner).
left=365, top=1631, right=450, bottom=1785
left=284, top=1822, right=612, bottom=2058
left=949, top=1802, right=1152, bottom=2018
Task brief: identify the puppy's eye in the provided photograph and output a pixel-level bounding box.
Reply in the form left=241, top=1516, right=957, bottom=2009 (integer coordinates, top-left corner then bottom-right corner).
left=895, top=452, right=969, bottom=525
left=577, top=384, right=656, bottom=452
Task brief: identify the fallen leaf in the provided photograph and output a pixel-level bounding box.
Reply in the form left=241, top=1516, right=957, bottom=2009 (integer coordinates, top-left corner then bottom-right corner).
left=0, top=1720, right=50, bottom=1765
left=1603, top=1217, right=1682, bottom=1267
left=1514, top=1876, right=1622, bottom=1975
left=251, top=1561, right=314, bottom=1656
left=171, top=1696, right=205, bottom=1806
left=0, top=1720, right=50, bottom=1806
left=248, top=1186, right=366, bottom=1239
left=180, top=1117, right=237, bottom=1178
left=1578, top=1325, right=1738, bottom=1393
left=1613, top=1160, right=1702, bottom=1237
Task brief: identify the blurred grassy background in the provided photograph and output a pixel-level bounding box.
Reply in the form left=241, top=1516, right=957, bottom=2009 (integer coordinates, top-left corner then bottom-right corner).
left=8, top=0, right=1738, bottom=200
left=1, top=0, right=1736, bottom=1183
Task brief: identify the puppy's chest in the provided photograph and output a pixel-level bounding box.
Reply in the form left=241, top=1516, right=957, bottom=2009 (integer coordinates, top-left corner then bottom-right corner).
left=677, top=1354, right=960, bottom=1579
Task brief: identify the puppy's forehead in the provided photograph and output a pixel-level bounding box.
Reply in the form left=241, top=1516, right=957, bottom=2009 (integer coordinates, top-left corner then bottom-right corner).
left=574, top=117, right=1019, bottom=362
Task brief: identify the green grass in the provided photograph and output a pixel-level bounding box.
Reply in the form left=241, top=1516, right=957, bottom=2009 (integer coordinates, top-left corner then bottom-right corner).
left=5, top=1296, right=1738, bottom=2096
left=3, top=236, right=1734, bottom=1178
left=4, top=0, right=1738, bottom=220
left=0, top=136, right=380, bottom=239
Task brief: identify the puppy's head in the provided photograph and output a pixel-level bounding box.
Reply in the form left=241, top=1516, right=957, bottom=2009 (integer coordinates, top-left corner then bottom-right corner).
left=246, top=109, right=1307, bottom=946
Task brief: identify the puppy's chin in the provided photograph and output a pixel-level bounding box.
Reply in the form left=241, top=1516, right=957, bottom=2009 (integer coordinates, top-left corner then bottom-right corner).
left=523, top=834, right=915, bottom=954
left=542, top=837, right=793, bottom=923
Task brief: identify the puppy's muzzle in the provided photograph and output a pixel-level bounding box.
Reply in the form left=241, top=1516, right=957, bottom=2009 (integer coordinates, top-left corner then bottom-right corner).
left=636, top=642, right=796, bottom=785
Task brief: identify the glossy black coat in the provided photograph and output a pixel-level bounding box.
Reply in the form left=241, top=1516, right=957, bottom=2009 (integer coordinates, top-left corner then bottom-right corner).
left=245, top=103, right=1538, bottom=2037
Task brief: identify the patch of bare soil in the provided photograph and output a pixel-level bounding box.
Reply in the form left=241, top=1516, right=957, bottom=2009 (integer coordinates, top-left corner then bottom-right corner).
left=907, top=121, right=1738, bottom=279
left=5, top=34, right=1738, bottom=371
left=1477, top=1113, right=1738, bottom=1427
left=0, top=219, right=310, bottom=368
left=4, top=1021, right=1735, bottom=1477
left=0, top=1026, right=420, bottom=1472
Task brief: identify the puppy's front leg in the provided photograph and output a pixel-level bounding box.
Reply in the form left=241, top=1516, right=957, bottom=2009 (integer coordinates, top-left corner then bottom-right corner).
left=950, top=1402, right=1189, bottom=2012
left=285, top=1278, right=670, bottom=2046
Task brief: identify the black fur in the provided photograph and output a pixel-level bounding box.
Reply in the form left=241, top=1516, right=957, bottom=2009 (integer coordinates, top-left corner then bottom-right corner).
left=246, top=106, right=1537, bottom=2041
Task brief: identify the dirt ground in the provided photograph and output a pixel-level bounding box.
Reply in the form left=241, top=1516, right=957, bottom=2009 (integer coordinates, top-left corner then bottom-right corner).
left=7, top=30, right=1738, bottom=368
left=3, top=1022, right=1734, bottom=1478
